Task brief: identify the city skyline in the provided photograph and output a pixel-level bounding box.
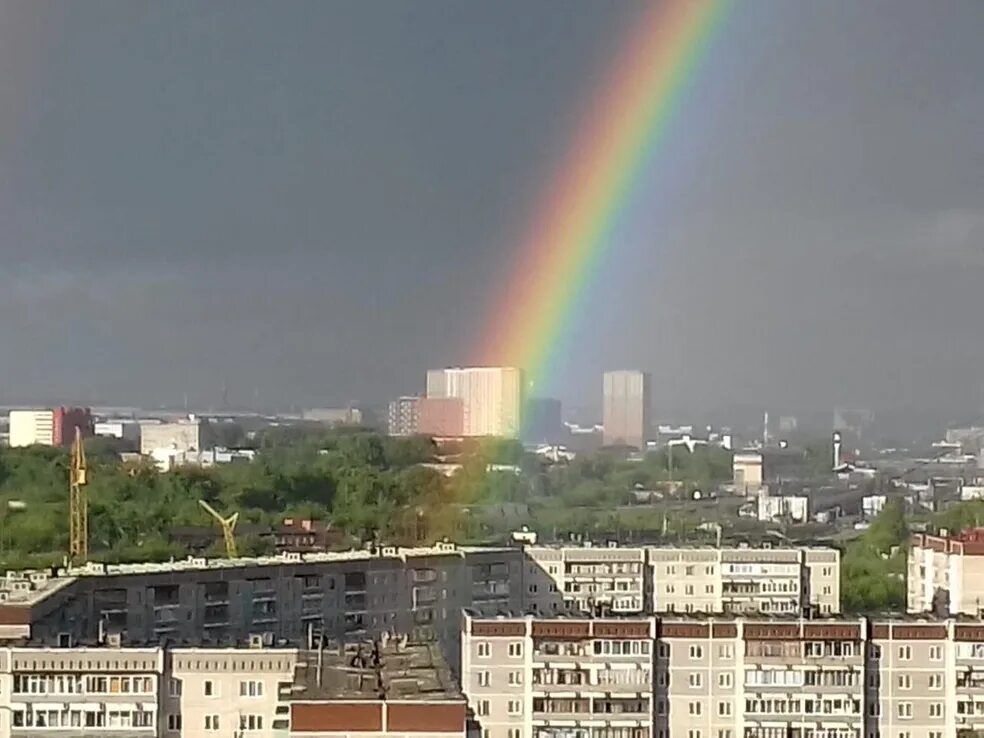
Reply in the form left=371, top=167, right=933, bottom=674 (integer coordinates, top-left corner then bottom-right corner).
left=0, top=1, right=980, bottom=415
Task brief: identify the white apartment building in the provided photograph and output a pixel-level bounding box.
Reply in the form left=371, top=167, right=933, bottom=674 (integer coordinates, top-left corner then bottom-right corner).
left=908, top=530, right=984, bottom=616
left=0, top=640, right=464, bottom=738
left=8, top=410, right=56, bottom=447
left=523, top=545, right=840, bottom=617
left=463, top=614, right=984, bottom=738
left=524, top=545, right=647, bottom=614
left=165, top=647, right=296, bottom=737
left=426, top=367, right=524, bottom=438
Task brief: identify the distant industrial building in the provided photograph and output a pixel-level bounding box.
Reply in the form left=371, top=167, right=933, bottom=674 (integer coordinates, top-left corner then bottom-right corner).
left=733, top=446, right=812, bottom=494
left=139, top=416, right=207, bottom=456
left=93, top=419, right=141, bottom=442
left=8, top=407, right=93, bottom=448
left=426, top=367, right=523, bottom=438
left=522, top=397, right=563, bottom=444
left=387, top=396, right=420, bottom=436
left=149, top=446, right=255, bottom=472
left=602, top=370, right=651, bottom=449
left=302, top=407, right=363, bottom=426
left=417, top=397, right=465, bottom=437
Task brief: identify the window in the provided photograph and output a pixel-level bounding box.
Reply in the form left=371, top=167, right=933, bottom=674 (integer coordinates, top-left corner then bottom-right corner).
left=508, top=700, right=522, bottom=716
left=929, top=673, right=942, bottom=689
left=239, top=715, right=264, bottom=732
left=718, top=673, right=733, bottom=688
left=477, top=700, right=490, bottom=717
left=167, top=679, right=181, bottom=697
left=929, top=645, right=942, bottom=660
left=688, top=673, right=702, bottom=688
left=477, top=642, right=490, bottom=658
left=509, top=671, right=523, bottom=686
left=689, top=701, right=702, bottom=716
left=239, top=680, right=263, bottom=697
left=718, top=644, right=733, bottom=659
left=929, top=703, right=942, bottom=718
left=203, top=680, right=215, bottom=697
left=898, top=645, right=912, bottom=661
left=897, top=702, right=912, bottom=719
left=205, top=715, right=220, bottom=731
left=167, top=714, right=182, bottom=731
left=688, top=731, right=702, bottom=738
left=509, top=730, right=521, bottom=738
left=718, top=701, right=732, bottom=716
left=477, top=671, right=490, bottom=687
left=718, top=732, right=733, bottom=738
left=508, top=642, right=523, bottom=658
left=898, top=674, right=911, bottom=689
left=689, top=645, right=703, bottom=660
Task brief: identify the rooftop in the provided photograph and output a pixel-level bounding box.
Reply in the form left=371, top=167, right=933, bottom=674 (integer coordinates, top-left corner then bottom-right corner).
left=290, top=639, right=460, bottom=702
left=0, top=542, right=518, bottom=608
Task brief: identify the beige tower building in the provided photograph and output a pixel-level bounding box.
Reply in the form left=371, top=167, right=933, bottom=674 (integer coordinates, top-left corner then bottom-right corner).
left=426, top=367, right=524, bottom=438
left=602, top=370, right=651, bottom=450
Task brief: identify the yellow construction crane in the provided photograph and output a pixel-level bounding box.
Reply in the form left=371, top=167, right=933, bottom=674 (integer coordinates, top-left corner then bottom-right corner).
left=69, top=426, right=88, bottom=565
left=198, top=500, right=239, bottom=558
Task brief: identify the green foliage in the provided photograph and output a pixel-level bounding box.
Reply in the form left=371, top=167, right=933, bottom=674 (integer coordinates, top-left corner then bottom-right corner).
left=0, top=427, right=741, bottom=566
left=841, top=500, right=908, bottom=612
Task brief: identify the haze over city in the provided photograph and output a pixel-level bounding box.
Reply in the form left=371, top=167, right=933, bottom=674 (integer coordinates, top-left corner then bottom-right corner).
left=1, top=0, right=982, bottom=423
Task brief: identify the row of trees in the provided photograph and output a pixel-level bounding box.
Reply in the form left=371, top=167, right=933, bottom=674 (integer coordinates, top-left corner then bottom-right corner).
left=0, top=430, right=737, bottom=568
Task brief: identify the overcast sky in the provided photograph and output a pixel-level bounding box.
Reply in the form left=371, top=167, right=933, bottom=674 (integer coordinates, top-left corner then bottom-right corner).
left=0, top=0, right=981, bottom=420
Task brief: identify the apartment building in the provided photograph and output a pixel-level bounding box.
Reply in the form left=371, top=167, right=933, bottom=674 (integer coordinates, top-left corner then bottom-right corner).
left=0, top=544, right=523, bottom=676
left=650, top=547, right=840, bottom=616
left=166, top=647, right=296, bottom=737
left=388, top=397, right=421, bottom=437
left=1, top=646, right=162, bottom=735
left=0, top=638, right=467, bottom=738
left=602, top=370, right=652, bottom=450
left=426, top=367, right=524, bottom=438
left=524, top=545, right=647, bottom=614
left=463, top=613, right=656, bottom=738
left=523, top=545, right=840, bottom=617
left=463, top=614, right=984, bottom=738
left=908, top=530, right=984, bottom=616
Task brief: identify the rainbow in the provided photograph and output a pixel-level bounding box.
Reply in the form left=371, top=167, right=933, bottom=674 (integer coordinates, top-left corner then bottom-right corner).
left=476, top=0, right=731, bottom=392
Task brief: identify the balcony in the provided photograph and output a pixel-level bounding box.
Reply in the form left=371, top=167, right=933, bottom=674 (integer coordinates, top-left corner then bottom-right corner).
left=533, top=698, right=591, bottom=719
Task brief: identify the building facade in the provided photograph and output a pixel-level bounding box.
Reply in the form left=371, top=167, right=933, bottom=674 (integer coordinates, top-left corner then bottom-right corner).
left=8, top=407, right=93, bottom=448
left=909, top=530, right=984, bottom=616
left=139, top=418, right=205, bottom=455
left=426, top=367, right=524, bottom=438
left=523, top=545, right=840, bottom=617
left=602, top=371, right=651, bottom=450
left=418, top=398, right=466, bottom=437
left=463, top=613, right=984, bottom=738
left=388, top=397, right=421, bottom=436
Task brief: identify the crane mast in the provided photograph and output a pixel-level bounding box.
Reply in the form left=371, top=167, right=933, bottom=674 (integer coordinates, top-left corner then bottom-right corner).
left=69, top=426, right=88, bottom=565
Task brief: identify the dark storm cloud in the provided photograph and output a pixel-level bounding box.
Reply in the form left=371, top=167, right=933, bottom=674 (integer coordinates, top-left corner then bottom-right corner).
left=0, top=0, right=981, bottom=418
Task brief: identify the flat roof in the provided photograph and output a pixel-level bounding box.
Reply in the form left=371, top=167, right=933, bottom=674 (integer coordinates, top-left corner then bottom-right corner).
left=290, top=640, right=460, bottom=702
